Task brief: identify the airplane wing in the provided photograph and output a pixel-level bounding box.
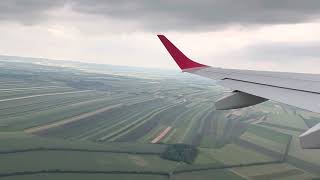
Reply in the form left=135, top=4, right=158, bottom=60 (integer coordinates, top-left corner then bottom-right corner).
left=158, top=35, right=320, bottom=149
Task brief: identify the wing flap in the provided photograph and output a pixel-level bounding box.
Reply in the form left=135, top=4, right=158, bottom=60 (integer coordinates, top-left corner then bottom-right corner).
left=300, top=122, right=320, bottom=149
left=218, top=78, right=320, bottom=113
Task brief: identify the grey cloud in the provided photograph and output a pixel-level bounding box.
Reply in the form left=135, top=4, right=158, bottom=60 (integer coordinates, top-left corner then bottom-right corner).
left=0, top=0, right=66, bottom=25
left=242, top=42, right=320, bottom=61
left=65, top=0, right=320, bottom=30
left=2, top=0, right=320, bottom=29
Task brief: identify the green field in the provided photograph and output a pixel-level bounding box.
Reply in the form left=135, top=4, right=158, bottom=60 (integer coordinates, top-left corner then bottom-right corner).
left=0, top=57, right=319, bottom=179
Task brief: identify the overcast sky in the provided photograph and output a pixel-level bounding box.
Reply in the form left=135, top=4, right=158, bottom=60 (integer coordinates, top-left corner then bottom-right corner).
left=1, top=0, right=320, bottom=73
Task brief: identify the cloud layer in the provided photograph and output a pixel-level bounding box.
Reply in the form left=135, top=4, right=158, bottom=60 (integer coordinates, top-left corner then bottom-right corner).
left=0, top=0, right=66, bottom=25
left=2, top=0, right=320, bottom=30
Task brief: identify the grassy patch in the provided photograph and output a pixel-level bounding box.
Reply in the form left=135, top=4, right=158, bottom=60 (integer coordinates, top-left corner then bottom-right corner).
left=198, top=144, right=275, bottom=165
left=246, top=125, right=291, bottom=144
left=172, top=169, right=245, bottom=180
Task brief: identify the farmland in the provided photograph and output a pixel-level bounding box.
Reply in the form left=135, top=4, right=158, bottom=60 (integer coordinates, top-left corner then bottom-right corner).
left=0, top=56, right=319, bottom=179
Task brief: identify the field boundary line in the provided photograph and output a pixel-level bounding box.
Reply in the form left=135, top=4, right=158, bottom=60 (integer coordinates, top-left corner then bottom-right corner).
left=0, top=169, right=170, bottom=178
left=0, top=147, right=162, bottom=155
left=172, top=160, right=283, bottom=174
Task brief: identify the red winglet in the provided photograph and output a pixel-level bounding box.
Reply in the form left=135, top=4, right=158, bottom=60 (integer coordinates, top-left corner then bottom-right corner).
left=157, top=35, right=207, bottom=70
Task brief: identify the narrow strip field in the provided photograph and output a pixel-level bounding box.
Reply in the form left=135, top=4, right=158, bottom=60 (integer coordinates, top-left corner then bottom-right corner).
left=24, top=104, right=123, bottom=133
left=0, top=90, right=94, bottom=102
left=151, top=127, right=172, bottom=143
left=0, top=86, right=63, bottom=92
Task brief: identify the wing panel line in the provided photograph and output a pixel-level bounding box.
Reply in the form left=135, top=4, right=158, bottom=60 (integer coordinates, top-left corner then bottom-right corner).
left=223, top=78, right=320, bottom=95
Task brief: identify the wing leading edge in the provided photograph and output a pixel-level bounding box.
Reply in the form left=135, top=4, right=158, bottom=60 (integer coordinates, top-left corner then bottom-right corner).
left=158, top=35, right=320, bottom=149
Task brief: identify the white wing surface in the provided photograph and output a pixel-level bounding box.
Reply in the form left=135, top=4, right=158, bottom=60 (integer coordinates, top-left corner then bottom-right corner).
left=158, top=35, right=320, bottom=149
